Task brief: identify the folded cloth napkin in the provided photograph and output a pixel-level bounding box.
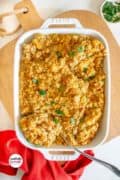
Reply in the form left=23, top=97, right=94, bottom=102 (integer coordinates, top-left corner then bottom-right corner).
left=0, top=130, right=94, bottom=180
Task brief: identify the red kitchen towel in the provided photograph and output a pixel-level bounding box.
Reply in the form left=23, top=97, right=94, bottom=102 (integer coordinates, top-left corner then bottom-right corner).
left=0, top=130, right=94, bottom=180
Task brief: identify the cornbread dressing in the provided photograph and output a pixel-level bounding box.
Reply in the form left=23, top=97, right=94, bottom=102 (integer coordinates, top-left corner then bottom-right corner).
left=19, top=34, right=106, bottom=147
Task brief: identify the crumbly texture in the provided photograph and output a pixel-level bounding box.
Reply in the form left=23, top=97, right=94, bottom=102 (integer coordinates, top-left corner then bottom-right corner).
left=19, top=34, right=106, bottom=147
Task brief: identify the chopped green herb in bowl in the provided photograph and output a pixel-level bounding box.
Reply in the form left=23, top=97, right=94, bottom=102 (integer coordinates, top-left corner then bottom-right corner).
left=101, top=1, right=120, bottom=23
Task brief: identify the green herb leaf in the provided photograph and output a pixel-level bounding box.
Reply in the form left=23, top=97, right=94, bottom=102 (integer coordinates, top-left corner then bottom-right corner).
left=77, top=46, right=85, bottom=52
left=112, top=15, right=120, bottom=22
left=104, top=14, right=113, bottom=22
left=68, top=51, right=75, bottom=57
left=102, top=1, right=120, bottom=23
left=102, top=2, right=113, bottom=13
left=115, top=2, right=120, bottom=6
left=112, top=7, right=117, bottom=15
left=50, top=100, right=56, bottom=105
left=32, top=78, right=39, bottom=84
left=84, top=74, right=95, bottom=81
left=55, top=109, right=64, bottom=116
left=89, top=74, right=95, bottom=80
left=39, top=89, right=47, bottom=96
left=53, top=118, right=59, bottom=124
left=70, top=117, right=75, bottom=124
left=56, top=51, right=62, bottom=59
left=83, top=67, right=88, bottom=73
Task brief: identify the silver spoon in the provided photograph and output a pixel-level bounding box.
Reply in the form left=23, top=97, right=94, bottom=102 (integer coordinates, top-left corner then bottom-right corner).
left=62, top=135, right=120, bottom=177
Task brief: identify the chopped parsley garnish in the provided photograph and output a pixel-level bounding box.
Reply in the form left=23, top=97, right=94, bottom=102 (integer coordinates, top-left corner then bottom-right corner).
left=77, top=46, right=85, bottom=52
left=38, top=89, right=47, bottom=96
left=68, top=51, right=75, bottom=57
left=32, top=78, right=39, bottom=84
left=53, top=118, right=59, bottom=124
left=56, top=51, right=62, bottom=59
left=50, top=101, right=56, bottom=105
left=83, top=67, right=88, bottom=73
left=84, top=74, right=95, bottom=81
left=70, top=117, right=75, bottom=124
left=102, top=1, right=120, bottom=23
left=55, top=109, right=64, bottom=116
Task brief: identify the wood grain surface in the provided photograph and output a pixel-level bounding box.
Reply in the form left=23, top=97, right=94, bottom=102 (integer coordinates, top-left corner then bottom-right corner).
left=0, top=0, right=120, bottom=141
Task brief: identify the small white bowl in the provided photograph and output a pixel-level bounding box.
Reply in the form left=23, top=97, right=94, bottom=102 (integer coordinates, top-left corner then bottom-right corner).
left=100, top=0, right=120, bottom=24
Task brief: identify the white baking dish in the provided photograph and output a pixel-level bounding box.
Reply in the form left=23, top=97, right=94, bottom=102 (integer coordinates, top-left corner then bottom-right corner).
left=14, top=18, right=111, bottom=161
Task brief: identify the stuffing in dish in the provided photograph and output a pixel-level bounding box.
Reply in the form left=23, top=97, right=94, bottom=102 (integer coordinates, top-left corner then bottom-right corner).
left=19, top=34, right=106, bottom=147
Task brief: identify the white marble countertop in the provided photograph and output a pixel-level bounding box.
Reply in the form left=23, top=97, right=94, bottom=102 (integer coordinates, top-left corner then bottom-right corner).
left=0, top=0, right=120, bottom=179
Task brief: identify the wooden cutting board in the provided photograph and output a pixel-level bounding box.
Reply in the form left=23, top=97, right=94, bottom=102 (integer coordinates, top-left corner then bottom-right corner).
left=0, top=0, right=120, bottom=141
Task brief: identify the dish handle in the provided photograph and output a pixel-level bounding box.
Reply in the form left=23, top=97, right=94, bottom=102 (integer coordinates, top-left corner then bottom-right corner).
left=39, top=149, right=79, bottom=161
left=40, top=18, right=82, bottom=29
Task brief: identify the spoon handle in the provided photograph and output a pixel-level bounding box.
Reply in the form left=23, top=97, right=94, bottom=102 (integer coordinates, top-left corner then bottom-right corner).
left=74, top=147, right=120, bottom=177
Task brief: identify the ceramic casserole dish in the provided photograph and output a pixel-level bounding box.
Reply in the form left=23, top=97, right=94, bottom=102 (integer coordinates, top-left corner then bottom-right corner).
left=14, top=18, right=111, bottom=161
